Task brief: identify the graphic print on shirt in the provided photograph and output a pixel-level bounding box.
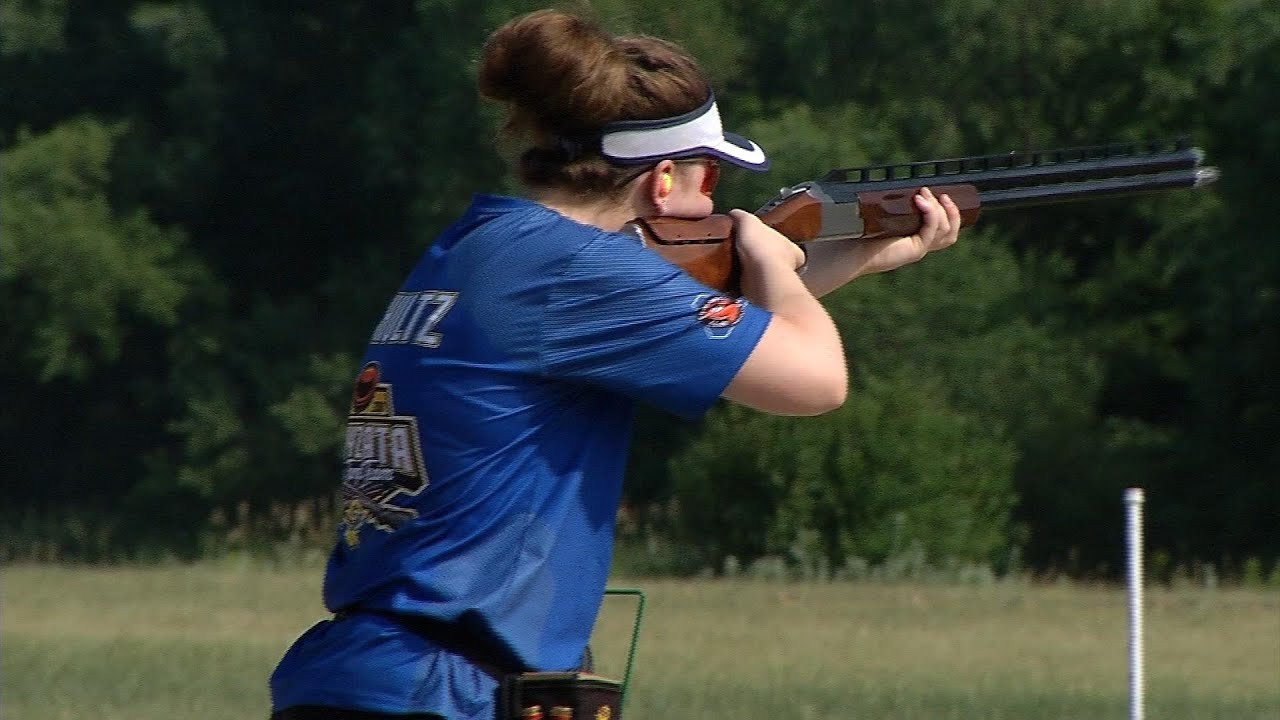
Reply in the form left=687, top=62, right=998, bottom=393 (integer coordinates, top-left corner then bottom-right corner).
left=340, top=361, right=428, bottom=548
left=367, top=290, right=458, bottom=348
left=693, top=294, right=746, bottom=339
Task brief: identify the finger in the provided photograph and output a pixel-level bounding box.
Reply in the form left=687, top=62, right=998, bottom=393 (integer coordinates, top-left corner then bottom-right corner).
left=914, top=187, right=937, bottom=211
left=728, top=208, right=757, bottom=225
left=941, top=200, right=960, bottom=248
left=941, top=193, right=962, bottom=232
left=914, top=190, right=944, bottom=240
left=921, top=194, right=960, bottom=252
left=792, top=243, right=808, bottom=271
left=932, top=193, right=952, bottom=237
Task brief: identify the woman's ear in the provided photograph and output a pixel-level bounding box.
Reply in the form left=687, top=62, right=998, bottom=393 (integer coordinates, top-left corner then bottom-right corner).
left=649, top=159, right=677, bottom=214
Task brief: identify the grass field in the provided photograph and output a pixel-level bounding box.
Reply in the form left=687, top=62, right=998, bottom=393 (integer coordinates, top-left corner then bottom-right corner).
left=2, top=562, right=1277, bottom=720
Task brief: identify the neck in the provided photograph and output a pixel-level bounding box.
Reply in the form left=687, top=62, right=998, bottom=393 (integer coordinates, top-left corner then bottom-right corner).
left=531, top=187, right=650, bottom=232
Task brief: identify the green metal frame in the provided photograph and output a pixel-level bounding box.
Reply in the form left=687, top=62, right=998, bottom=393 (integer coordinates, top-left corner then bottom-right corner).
left=603, top=587, right=646, bottom=710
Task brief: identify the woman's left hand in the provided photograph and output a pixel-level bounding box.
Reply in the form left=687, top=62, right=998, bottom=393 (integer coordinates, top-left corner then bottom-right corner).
left=797, top=186, right=964, bottom=298
left=873, top=186, right=962, bottom=271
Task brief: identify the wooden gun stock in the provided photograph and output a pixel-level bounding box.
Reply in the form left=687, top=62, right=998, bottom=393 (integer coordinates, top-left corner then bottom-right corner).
left=631, top=184, right=982, bottom=292
left=628, top=139, right=1219, bottom=295
left=626, top=215, right=738, bottom=291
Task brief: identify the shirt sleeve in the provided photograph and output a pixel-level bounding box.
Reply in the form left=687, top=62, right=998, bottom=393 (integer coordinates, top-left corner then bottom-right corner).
left=538, top=229, right=771, bottom=418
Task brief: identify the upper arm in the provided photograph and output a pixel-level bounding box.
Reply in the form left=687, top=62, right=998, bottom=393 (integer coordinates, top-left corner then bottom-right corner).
left=721, top=314, right=848, bottom=416
left=538, top=233, right=772, bottom=418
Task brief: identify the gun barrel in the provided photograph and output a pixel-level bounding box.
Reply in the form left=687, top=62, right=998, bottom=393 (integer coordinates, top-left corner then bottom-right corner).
left=977, top=166, right=1218, bottom=209
left=818, top=140, right=1208, bottom=201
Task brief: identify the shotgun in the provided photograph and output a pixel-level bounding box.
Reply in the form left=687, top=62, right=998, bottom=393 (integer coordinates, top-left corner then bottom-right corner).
left=625, top=139, right=1221, bottom=293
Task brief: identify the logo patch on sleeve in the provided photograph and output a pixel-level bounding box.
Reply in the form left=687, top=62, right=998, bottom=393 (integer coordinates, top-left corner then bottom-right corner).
left=694, top=294, right=746, bottom=339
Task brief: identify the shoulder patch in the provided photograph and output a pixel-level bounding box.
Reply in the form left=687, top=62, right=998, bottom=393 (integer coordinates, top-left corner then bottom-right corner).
left=693, top=294, right=746, bottom=339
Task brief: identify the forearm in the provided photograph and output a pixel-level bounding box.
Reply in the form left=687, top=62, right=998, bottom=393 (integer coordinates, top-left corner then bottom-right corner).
left=727, top=260, right=847, bottom=415
left=800, top=236, right=925, bottom=298
left=801, top=188, right=962, bottom=297
left=740, top=262, right=842, bottom=360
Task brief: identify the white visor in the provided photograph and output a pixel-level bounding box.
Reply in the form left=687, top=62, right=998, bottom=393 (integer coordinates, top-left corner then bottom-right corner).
left=599, top=95, right=769, bottom=171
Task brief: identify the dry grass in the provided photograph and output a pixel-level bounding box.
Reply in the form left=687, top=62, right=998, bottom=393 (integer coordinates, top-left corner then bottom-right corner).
left=2, top=563, right=1277, bottom=719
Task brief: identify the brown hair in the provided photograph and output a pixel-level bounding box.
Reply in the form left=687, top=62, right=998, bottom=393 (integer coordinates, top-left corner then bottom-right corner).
left=478, top=9, right=710, bottom=192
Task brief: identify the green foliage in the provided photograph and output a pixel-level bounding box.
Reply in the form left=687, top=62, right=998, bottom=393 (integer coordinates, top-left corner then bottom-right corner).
left=663, top=235, right=1051, bottom=575
left=773, top=368, right=1018, bottom=568
left=716, top=102, right=909, bottom=212
left=1, top=118, right=192, bottom=380
left=269, top=353, right=355, bottom=458
left=1, top=0, right=1276, bottom=571
left=0, top=0, right=68, bottom=54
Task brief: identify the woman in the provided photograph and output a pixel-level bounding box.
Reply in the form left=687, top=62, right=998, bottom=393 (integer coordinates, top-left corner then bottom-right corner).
left=270, top=8, right=960, bottom=720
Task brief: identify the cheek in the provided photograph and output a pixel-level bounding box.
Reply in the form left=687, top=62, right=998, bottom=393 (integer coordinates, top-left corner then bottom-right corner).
left=664, top=184, right=715, bottom=218
left=674, top=193, right=714, bottom=217
left=683, top=187, right=714, bottom=212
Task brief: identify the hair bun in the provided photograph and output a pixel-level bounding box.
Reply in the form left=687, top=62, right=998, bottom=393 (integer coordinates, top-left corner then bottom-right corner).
left=478, top=10, right=627, bottom=136
left=477, top=9, right=711, bottom=190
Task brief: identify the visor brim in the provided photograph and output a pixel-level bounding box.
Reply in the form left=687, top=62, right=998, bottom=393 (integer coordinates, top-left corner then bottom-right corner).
left=598, top=95, right=770, bottom=172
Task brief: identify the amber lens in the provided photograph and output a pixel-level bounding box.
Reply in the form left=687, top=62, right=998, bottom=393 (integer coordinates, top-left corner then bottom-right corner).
left=699, top=159, right=720, bottom=196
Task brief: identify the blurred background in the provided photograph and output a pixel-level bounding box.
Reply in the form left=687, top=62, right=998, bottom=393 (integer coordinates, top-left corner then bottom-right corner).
left=1, top=0, right=1276, bottom=586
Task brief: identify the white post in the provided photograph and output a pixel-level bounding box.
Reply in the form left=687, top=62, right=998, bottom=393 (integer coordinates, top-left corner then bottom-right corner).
left=1125, top=487, right=1146, bottom=720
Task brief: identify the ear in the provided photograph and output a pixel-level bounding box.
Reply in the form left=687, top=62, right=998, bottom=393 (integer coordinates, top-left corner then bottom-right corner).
left=648, top=159, right=678, bottom=214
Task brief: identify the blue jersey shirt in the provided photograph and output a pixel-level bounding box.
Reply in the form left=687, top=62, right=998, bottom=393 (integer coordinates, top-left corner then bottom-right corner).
left=271, top=195, right=771, bottom=717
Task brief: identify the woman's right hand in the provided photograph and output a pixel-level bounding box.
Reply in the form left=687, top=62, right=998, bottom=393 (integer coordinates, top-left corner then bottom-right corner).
left=729, top=208, right=806, bottom=274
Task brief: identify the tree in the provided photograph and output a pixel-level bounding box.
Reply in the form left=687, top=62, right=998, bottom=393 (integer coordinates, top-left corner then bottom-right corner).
left=0, top=117, right=206, bottom=558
